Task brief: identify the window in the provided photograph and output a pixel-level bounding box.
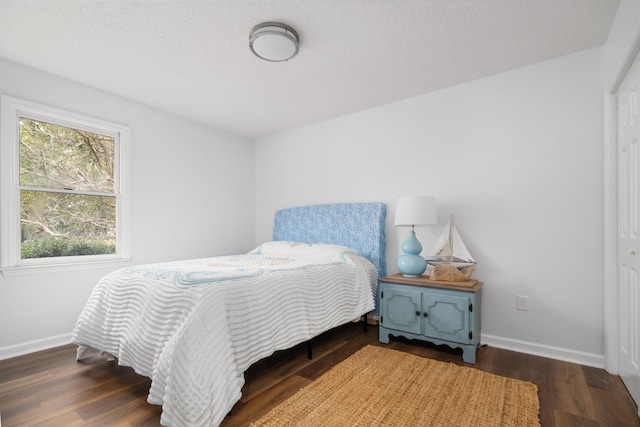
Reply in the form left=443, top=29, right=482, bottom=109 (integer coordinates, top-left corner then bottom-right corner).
left=1, top=96, right=130, bottom=274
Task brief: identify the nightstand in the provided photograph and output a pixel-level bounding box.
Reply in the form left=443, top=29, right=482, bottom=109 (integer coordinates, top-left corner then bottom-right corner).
left=378, top=273, right=483, bottom=363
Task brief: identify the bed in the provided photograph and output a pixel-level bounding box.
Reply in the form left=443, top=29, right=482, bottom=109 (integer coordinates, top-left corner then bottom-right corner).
left=71, top=202, right=386, bottom=427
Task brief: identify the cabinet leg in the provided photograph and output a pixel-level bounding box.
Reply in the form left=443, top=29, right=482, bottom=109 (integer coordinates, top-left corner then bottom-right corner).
left=461, top=346, right=476, bottom=364
left=379, top=328, right=390, bottom=344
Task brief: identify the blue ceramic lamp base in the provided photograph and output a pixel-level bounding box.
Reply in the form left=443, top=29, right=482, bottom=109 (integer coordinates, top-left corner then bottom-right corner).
left=397, top=230, right=426, bottom=277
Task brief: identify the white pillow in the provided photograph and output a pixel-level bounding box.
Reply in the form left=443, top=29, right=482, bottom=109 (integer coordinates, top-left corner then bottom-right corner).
left=249, top=241, right=358, bottom=261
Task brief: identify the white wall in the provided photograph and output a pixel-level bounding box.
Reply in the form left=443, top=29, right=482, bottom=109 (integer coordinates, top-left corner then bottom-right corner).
left=0, top=59, right=255, bottom=358
left=255, top=47, right=605, bottom=366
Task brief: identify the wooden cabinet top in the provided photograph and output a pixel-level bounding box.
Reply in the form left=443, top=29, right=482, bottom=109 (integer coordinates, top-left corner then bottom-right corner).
left=380, top=273, right=484, bottom=292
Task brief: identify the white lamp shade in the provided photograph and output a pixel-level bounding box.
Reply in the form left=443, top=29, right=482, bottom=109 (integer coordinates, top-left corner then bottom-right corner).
left=394, top=196, right=437, bottom=227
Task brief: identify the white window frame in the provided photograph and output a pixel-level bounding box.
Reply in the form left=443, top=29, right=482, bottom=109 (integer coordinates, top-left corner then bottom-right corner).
left=1, top=96, right=131, bottom=276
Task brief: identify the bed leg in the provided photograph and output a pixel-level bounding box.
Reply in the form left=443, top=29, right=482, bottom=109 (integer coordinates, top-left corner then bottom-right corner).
left=363, top=314, right=368, bottom=332
left=307, top=339, right=312, bottom=359
left=100, top=351, right=117, bottom=362
left=76, top=345, right=88, bottom=361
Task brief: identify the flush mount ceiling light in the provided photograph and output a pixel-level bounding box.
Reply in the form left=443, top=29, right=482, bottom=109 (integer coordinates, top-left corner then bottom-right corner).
left=249, top=22, right=299, bottom=62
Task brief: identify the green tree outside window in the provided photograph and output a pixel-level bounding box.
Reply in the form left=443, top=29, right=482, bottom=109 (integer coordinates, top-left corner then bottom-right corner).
left=19, top=118, right=116, bottom=258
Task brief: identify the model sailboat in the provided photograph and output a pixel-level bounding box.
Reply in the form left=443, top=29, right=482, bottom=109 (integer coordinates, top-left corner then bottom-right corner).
left=427, top=215, right=476, bottom=282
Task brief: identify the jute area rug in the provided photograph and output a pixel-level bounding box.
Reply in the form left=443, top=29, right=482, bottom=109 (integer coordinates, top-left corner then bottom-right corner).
left=251, top=345, right=540, bottom=426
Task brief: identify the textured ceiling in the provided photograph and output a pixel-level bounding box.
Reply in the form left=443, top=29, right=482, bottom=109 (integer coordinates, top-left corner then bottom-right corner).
left=0, top=1, right=621, bottom=139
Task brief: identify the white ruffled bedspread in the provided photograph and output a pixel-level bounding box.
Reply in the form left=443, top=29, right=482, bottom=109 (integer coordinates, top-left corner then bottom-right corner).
left=71, top=241, right=377, bottom=426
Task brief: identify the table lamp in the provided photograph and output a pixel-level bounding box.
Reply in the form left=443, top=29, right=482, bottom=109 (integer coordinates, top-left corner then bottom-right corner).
left=394, top=196, right=437, bottom=277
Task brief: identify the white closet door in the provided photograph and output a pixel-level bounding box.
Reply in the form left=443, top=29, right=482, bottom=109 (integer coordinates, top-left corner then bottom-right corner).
left=618, top=53, right=640, bottom=410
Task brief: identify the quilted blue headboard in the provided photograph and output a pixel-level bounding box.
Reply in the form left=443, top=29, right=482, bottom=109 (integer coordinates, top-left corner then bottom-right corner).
left=273, top=202, right=387, bottom=315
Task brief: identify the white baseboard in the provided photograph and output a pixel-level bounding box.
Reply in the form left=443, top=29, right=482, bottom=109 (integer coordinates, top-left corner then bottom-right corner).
left=0, top=330, right=606, bottom=369
left=0, top=333, right=72, bottom=361
left=481, top=333, right=605, bottom=369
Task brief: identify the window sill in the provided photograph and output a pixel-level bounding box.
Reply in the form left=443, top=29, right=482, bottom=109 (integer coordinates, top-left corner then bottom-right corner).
left=1, top=258, right=132, bottom=277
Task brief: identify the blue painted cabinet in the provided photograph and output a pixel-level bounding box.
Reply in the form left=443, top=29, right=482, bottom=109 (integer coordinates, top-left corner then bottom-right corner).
left=379, top=274, right=483, bottom=363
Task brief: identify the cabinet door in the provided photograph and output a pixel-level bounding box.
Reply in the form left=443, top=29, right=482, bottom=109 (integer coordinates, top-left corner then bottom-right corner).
left=382, top=287, right=422, bottom=335
left=423, top=293, right=470, bottom=343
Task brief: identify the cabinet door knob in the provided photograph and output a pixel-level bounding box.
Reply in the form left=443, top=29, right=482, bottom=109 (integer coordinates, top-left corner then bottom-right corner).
left=415, top=311, right=420, bottom=316
left=423, top=312, right=428, bottom=317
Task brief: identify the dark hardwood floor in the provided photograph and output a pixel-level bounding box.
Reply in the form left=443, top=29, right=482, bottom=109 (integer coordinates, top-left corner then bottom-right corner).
left=0, top=322, right=638, bottom=426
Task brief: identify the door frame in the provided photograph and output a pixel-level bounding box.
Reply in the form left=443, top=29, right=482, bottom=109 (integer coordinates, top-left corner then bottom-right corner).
left=604, top=17, right=640, bottom=374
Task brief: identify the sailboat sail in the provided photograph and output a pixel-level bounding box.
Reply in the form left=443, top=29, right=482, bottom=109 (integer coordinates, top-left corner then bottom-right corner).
left=427, top=215, right=476, bottom=267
